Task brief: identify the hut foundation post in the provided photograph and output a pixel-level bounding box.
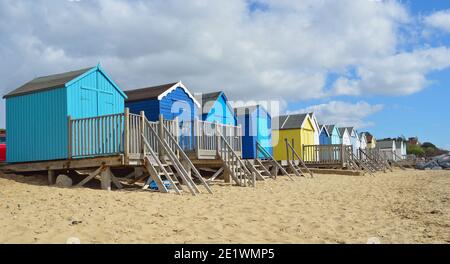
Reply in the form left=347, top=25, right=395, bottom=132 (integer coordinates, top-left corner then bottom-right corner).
left=223, top=166, right=231, bottom=184
left=100, top=167, right=112, bottom=191
left=48, top=169, right=55, bottom=185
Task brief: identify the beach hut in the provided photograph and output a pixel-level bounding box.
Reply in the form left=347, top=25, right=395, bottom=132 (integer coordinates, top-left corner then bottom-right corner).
left=359, top=132, right=367, bottom=151
left=325, top=125, right=342, bottom=145
left=272, top=113, right=316, bottom=161
left=366, top=132, right=376, bottom=149
left=199, top=91, right=236, bottom=126
left=395, top=139, right=407, bottom=160
left=4, top=65, right=127, bottom=163
left=319, top=125, right=331, bottom=145
left=308, top=113, right=320, bottom=145
left=234, top=105, right=272, bottom=159
left=343, top=127, right=360, bottom=156
left=377, top=139, right=396, bottom=161
left=125, top=81, right=200, bottom=150
left=338, top=128, right=351, bottom=146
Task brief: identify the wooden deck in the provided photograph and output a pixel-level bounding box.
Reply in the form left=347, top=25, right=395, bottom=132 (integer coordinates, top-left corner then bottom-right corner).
left=302, top=144, right=353, bottom=169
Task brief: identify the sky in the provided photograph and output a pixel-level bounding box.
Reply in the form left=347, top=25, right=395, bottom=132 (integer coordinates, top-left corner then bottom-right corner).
left=0, top=0, right=449, bottom=149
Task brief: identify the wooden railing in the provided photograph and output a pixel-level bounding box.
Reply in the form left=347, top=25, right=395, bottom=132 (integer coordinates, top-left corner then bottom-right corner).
left=302, top=145, right=352, bottom=165
left=216, top=129, right=254, bottom=187
left=69, top=113, right=125, bottom=158
left=69, top=110, right=243, bottom=160
left=193, top=119, right=242, bottom=157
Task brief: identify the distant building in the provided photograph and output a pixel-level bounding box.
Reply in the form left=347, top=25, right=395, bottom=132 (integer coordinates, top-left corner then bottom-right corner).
left=408, top=137, right=419, bottom=145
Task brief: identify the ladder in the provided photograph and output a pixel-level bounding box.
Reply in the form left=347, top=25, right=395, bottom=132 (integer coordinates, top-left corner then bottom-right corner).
left=360, top=148, right=385, bottom=172
left=284, top=139, right=314, bottom=178
left=392, top=152, right=406, bottom=170
left=376, top=150, right=394, bottom=172
left=216, top=130, right=255, bottom=187
left=162, top=123, right=213, bottom=193
left=255, top=141, right=293, bottom=180
left=343, top=146, right=363, bottom=172
left=141, top=119, right=211, bottom=196
left=344, top=147, right=374, bottom=176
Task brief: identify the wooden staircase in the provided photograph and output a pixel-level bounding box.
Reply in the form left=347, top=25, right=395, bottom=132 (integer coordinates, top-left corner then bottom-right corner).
left=360, top=148, right=385, bottom=172
left=392, top=152, right=406, bottom=170
left=141, top=118, right=212, bottom=195
left=216, top=129, right=256, bottom=187
left=344, top=147, right=374, bottom=176
left=254, top=141, right=293, bottom=180
left=369, top=149, right=393, bottom=172
left=284, top=139, right=314, bottom=178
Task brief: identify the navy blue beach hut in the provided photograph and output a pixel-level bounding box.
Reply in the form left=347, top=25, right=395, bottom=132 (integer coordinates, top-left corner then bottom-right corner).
left=124, top=81, right=200, bottom=150
left=4, top=65, right=127, bottom=163
left=234, top=105, right=272, bottom=159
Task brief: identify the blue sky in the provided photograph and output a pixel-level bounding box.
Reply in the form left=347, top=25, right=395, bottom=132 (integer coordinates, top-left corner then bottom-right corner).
left=287, top=0, right=450, bottom=150
left=0, top=0, right=449, bottom=150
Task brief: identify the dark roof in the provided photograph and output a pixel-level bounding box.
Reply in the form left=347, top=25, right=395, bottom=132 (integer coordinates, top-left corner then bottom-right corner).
left=4, top=67, right=94, bottom=99
left=125, top=82, right=178, bottom=102
left=275, top=113, right=308, bottom=129
left=342, top=127, right=355, bottom=134
left=377, top=140, right=395, bottom=149
left=199, top=91, right=223, bottom=114
left=338, top=127, right=347, bottom=136
left=319, top=124, right=329, bottom=135
left=325, top=125, right=338, bottom=135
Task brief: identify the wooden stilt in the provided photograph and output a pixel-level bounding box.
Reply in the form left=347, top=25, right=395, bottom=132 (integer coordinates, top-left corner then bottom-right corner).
left=47, top=170, right=55, bottom=185
left=100, top=167, right=112, bottom=191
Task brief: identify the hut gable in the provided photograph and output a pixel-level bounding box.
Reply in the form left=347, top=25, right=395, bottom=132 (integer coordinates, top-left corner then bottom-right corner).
left=338, top=127, right=351, bottom=146
left=308, top=113, right=320, bottom=145
left=319, top=124, right=331, bottom=145
left=200, top=91, right=236, bottom=126
left=66, top=66, right=127, bottom=118
left=125, top=81, right=199, bottom=121
left=272, top=113, right=316, bottom=160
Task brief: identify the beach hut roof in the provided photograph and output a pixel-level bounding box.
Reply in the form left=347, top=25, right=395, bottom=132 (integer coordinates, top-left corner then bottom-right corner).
left=326, top=125, right=340, bottom=137
left=4, top=65, right=127, bottom=99
left=319, top=124, right=330, bottom=136
left=4, top=67, right=94, bottom=98
left=125, top=81, right=200, bottom=107
left=359, top=132, right=367, bottom=140
left=200, top=91, right=230, bottom=114
left=276, top=113, right=311, bottom=130
left=377, top=140, right=395, bottom=149
left=395, top=141, right=404, bottom=148
left=338, top=127, right=348, bottom=137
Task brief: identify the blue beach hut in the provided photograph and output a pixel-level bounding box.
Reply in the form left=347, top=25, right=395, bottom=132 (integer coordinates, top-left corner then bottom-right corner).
left=199, top=91, right=236, bottom=126
left=319, top=125, right=331, bottom=145
left=234, top=105, right=272, bottom=159
left=125, top=81, right=200, bottom=150
left=325, top=125, right=342, bottom=145
left=4, top=65, right=127, bottom=163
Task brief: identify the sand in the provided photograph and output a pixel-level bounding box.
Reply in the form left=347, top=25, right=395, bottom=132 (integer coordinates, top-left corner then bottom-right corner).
left=0, top=169, right=449, bottom=244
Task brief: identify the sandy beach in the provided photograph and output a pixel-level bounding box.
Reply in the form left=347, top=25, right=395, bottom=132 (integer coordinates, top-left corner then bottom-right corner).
left=0, top=169, right=449, bottom=244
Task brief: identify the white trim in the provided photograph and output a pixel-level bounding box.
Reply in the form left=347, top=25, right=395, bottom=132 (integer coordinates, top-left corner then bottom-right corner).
left=281, top=115, right=290, bottom=128
left=300, top=115, right=314, bottom=130
left=157, top=81, right=201, bottom=108
left=320, top=125, right=330, bottom=137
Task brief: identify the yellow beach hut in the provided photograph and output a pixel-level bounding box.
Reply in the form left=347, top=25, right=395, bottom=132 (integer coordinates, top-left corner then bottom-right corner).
left=272, top=113, right=316, bottom=161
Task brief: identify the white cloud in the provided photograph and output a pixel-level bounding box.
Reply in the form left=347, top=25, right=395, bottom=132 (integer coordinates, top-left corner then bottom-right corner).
left=332, top=47, right=450, bottom=96
left=290, top=101, right=384, bottom=129
left=424, top=9, right=450, bottom=32
left=0, top=0, right=449, bottom=128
